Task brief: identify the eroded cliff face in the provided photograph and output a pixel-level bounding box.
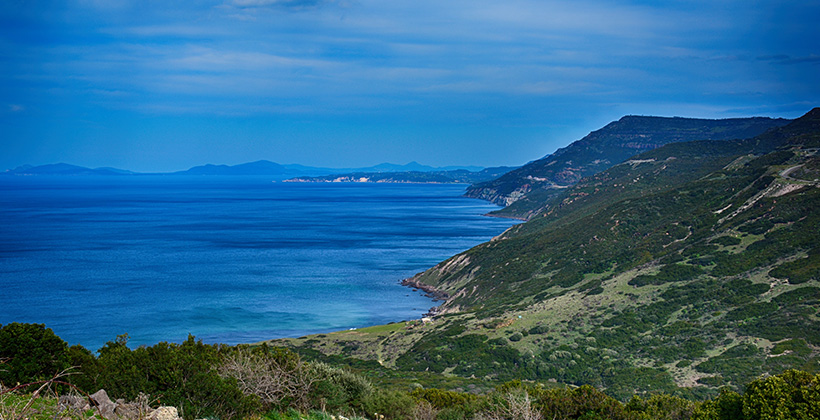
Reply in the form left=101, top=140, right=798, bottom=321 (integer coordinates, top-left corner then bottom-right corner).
left=467, top=184, right=532, bottom=206
left=466, top=115, right=792, bottom=219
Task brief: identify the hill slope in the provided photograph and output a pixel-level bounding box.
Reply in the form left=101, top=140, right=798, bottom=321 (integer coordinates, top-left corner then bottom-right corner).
left=466, top=116, right=791, bottom=219
left=273, top=108, right=820, bottom=399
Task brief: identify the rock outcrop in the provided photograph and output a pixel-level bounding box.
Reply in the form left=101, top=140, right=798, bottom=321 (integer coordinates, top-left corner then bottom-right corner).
left=59, top=389, right=182, bottom=420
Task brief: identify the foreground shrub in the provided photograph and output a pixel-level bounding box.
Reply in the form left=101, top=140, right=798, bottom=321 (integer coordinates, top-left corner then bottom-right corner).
left=692, top=389, right=742, bottom=420
left=536, top=385, right=628, bottom=420
left=0, top=323, right=70, bottom=387
left=220, top=345, right=314, bottom=412
left=362, top=389, right=416, bottom=420
left=741, top=369, right=820, bottom=420
left=308, top=361, right=373, bottom=413
left=625, top=393, right=696, bottom=420
left=219, top=345, right=373, bottom=415
left=476, top=390, right=542, bottom=420
left=92, top=334, right=259, bottom=419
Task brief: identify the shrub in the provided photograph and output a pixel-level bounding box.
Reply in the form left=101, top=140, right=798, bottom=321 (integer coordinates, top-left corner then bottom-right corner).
left=362, top=389, right=415, bottom=420
left=529, top=325, right=550, bottom=335
left=742, top=369, right=820, bottom=420
left=308, top=362, right=373, bottom=413
left=219, top=344, right=312, bottom=412
left=537, top=385, right=628, bottom=420
left=625, top=393, right=696, bottom=420
left=769, top=250, right=820, bottom=284
left=0, top=323, right=70, bottom=387
left=410, top=388, right=477, bottom=409
left=92, top=334, right=259, bottom=420
left=692, top=389, right=742, bottom=420
left=477, top=390, right=541, bottom=420
left=629, top=264, right=703, bottom=287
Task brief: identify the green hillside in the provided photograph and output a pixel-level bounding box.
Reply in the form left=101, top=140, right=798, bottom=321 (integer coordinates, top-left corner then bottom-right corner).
left=274, top=108, right=820, bottom=399
left=466, top=115, right=791, bottom=220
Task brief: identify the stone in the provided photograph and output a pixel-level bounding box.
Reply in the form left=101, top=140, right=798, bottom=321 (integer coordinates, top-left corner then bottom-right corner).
left=149, top=406, right=180, bottom=420
left=90, top=389, right=118, bottom=420
left=58, top=394, right=90, bottom=412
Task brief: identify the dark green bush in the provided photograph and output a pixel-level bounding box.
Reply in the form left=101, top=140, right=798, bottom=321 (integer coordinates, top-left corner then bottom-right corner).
left=308, top=362, right=373, bottom=413
left=362, top=389, right=415, bottom=420
left=410, top=387, right=477, bottom=409
left=769, top=250, right=820, bottom=284
left=91, top=334, right=259, bottom=420
left=692, top=389, right=742, bottom=420
left=710, top=236, right=741, bottom=247
left=529, top=325, right=550, bottom=335
left=742, top=369, right=820, bottom=420
left=0, top=323, right=70, bottom=387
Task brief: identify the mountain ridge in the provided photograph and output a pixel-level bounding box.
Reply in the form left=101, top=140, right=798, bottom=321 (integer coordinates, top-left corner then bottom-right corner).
left=465, top=115, right=792, bottom=219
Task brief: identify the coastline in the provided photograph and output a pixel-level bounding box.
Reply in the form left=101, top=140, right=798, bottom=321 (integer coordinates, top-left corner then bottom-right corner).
left=400, top=276, right=450, bottom=318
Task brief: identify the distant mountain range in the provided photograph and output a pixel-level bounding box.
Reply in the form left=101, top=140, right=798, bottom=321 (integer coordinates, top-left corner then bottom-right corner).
left=3, top=163, right=138, bottom=176
left=2, top=160, right=487, bottom=180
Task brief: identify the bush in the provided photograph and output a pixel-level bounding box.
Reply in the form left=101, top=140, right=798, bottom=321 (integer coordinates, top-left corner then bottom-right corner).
left=742, top=369, right=820, bottom=420
left=629, top=264, right=703, bottom=287
left=692, top=389, right=742, bottom=420
left=362, top=389, right=415, bottom=420
left=308, top=362, right=373, bottom=413
left=219, top=344, right=312, bottom=412
left=529, top=325, right=550, bottom=335
left=92, top=334, right=259, bottom=420
left=477, top=390, right=541, bottom=420
left=769, top=250, right=820, bottom=284
left=0, top=323, right=70, bottom=387
left=537, top=385, right=628, bottom=420
left=625, top=393, right=696, bottom=420
left=710, top=236, right=741, bottom=247
left=410, top=388, right=477, bottom=409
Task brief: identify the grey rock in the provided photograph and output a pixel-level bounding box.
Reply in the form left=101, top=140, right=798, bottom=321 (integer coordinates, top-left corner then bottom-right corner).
left=58, top=394, right=90, bottom=411
left=90, top=389, right=118, bottom=420
left=149, top=406, right=180, bottom=420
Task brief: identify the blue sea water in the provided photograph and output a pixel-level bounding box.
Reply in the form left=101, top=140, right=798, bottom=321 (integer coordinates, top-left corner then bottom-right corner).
left=0, top=176, right=518, bottom=352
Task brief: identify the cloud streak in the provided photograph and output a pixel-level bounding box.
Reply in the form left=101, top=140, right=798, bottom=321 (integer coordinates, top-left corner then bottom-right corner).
left=2, top=0, right=818, bottom=171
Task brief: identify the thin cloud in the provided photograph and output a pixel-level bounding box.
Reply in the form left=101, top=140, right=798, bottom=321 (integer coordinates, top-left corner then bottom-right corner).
left=758, top=55, right=820, bottom=65
left=231, top=0, right=336, bottom=11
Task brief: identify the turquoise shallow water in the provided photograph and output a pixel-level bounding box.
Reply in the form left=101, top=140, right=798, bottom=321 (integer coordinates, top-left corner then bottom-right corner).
left=0, top=176, right=518, bottom=351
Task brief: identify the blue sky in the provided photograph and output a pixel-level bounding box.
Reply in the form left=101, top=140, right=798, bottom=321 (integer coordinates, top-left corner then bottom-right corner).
left=2, top=0, right=819, bottom=172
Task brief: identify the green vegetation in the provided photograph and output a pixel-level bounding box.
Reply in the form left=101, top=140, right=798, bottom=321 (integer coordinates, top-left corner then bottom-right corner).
left=0, top=323, right=71, bottom=387
left=275, top=108, right=820, bottom=399
left=465, top=115, right=791, bottom=218
left=3, top=332, right=820, bottom=420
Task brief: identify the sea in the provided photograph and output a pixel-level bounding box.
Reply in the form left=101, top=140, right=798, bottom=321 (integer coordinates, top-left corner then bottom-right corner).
left=0, top=176, right=518, bottom=352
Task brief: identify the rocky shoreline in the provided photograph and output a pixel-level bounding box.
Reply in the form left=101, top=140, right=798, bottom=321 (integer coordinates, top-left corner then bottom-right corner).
left=401, top=277, right=449, bottom=301
left=401, top=277, right=449, bottom=317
